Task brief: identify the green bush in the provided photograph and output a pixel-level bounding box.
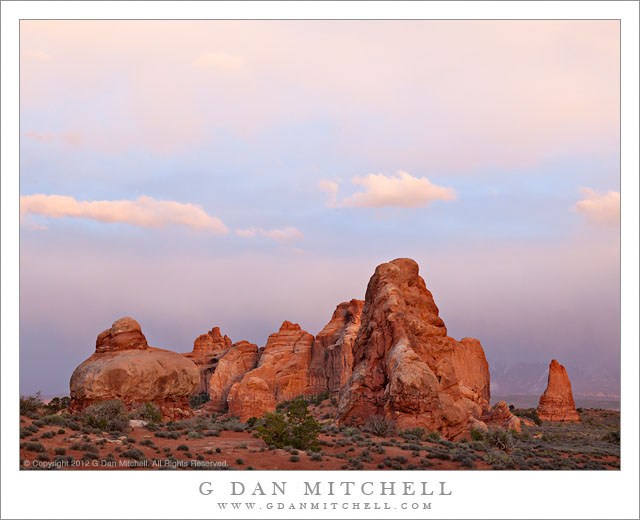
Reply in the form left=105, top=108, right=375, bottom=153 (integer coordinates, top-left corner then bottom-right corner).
left=189, top=392, right=210, bottom=409
left=470, top=429, right=484, bottom=441
left=81, top=400, right=130, bottom=432
left=136, top=402, right=162, bottom=424
left=399, top=427, right=426, bottom=442
left=43, top=396, right=71, bottom=414
left=257, top=397, right=321, bottom=450
left=122, top=448, right=145, bottom=460
left=486, top=429, right=514, bottom=452
left=22, top=442, right=45, bottom=453
left=427, top=430, right=441, bottom=441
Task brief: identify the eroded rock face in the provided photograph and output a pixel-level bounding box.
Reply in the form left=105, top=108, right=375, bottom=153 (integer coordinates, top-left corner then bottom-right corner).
left=182, top=326, right=233, bottom=394
left=70, top=317, right=199, bottom=420
left=480, top=401, right=522, bottom=432
left=207, top=341, right=259, bottom=412
left=537, top=359, right=579, bottom=422
left=308, top=299, right=364, bottom=394
left=227, top=321, right=314, bottom=421
left=337, top=258, right=497, bottom=439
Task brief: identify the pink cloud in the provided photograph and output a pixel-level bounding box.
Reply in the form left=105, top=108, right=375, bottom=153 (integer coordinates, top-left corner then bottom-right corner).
left=572, top=188, right=620, bottom=226
left=20, top=194, right=230, bottom=233
left=341, top=171, right=456, bottom=208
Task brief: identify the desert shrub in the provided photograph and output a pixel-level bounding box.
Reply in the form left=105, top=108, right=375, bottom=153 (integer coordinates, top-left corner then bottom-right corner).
left=82, top=452, right=99, bottom=461
left=189, top=392, right=210, bottom=409
left=470, top=429, right=484, bottom=441
left=399, top=427, right=426, bottom=442
left=22, top=442, right=45, bottom=453
left=257, top=398, right=321, bottom=451
left=40, top=414, right=70, bottom=427
left=236, top=458, right=244, bottom=465
left=177, top=444, right=189, bottom=451
left=40, top=431, right=56, bottom=439
left=139, top=439, right=154, bottom=447
left=37, top=453, right=51, bottom=462
left=187, top=431, right=204, bottom=439
left=246, top=417, right=258, bottom=428
left=289, top=455, right=300, bottom=462
left=363, top=415, right=395, bottom=437
left=81, top=400, right=130, bottom=432
left=486, top=429, right=514, bottom=452
left=122, top=448, right=145, bottom=460
left=205, top=430, right=220, bottom=437
left=43, top=396, right=71, bottom=414
left=452, top=450, right=476, bottom=468
left=20, top=392, right=43, bottom=416
left=70, top=442, right=99, bottom=454
left=484, top=449, right=515, bottom=468
left=310, top=452, right=322, bottom=461
left=54, top=447, right=66, bottom=455
left=603, top=430, right=620, bottom=444
left=136, top=402, right=162, bottom=424
left=427, top=430, right=441, bottom=441
left=514, top=408, right=542, bottom=425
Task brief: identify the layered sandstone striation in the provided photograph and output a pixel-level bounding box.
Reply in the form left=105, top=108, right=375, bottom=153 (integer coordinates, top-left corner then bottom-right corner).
left=70, top=317, right=199, bottom=420
left=227, top=321, right=314, bottom=421
left=308, top=299, right=364, bottom=395
left=337, top=258, right=517, bottom=439
left=182, top=327, right=233, bottom=394
left=537, top=359, right=580, bottom=422
left=207, top=341, right=259, bottom=412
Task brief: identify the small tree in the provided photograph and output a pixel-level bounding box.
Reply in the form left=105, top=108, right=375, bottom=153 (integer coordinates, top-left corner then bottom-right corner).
left=43, top=396, right=71, bottom=414
left=20, top=392, right=43, bottom=416
left=257, top=398, right=321, bottom=450
left=257, top=412, right=290, bottom=448
left=287, top=398, right=322, bottom=450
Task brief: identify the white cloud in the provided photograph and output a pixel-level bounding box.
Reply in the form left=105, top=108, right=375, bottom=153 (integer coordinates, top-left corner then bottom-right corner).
left=572, top=188, right=620, bottom=226
left=20, top=194, right=229, bottom=234
left=192, top=52, right=244, bottom=70
left=341, top=170, right=456, bottom=208
left=317, top=179, right=340, bottom=207
left=235, top=226, right=303, bottom=243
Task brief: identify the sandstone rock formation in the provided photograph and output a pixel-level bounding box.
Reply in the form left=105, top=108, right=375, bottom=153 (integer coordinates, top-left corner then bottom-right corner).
left=182, top=327, right=233, bottom=394
left=537, top=359, right=579, bottom=422
left=227, top=321, right=314, bottom=421
left=207, top=341, right=259, bottom=412
left=70, top=317, right=200, bottom=420
left=308, top=299, right=364, bottom=395
left=337, top=258, right=514, bottom=439
left=480, top=401, right=522, bottom=432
